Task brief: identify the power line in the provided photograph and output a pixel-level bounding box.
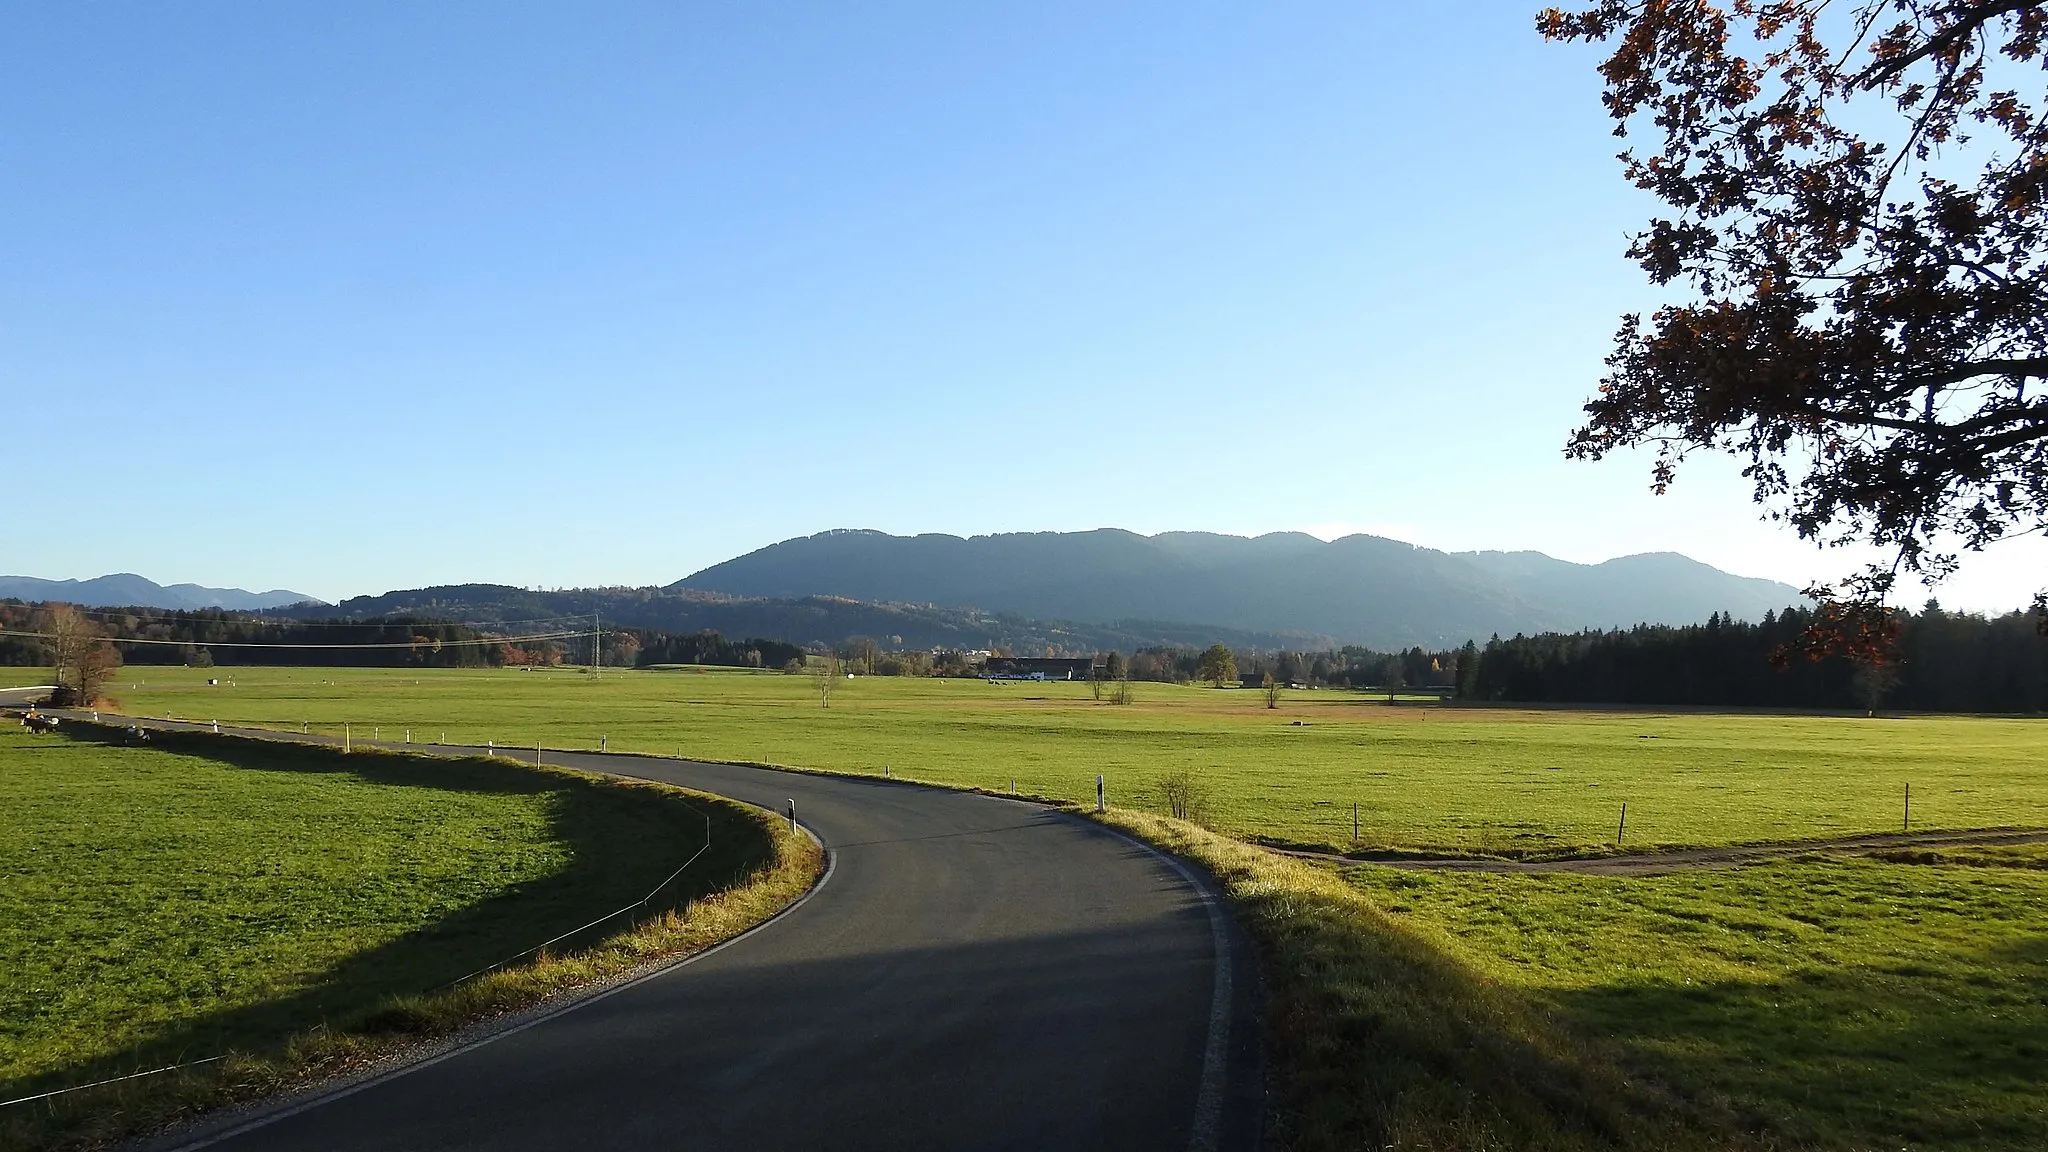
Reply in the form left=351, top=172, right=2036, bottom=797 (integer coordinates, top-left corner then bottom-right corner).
left=0, top=629, right=586, bottom=650
left=51, top=607, right=602, bottom=631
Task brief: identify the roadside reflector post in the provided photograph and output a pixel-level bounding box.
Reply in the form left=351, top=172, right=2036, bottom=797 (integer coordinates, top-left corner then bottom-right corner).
left=1617, top=802, right=1627, bottom=846
left=1904, top=783, right=1911, bottom=832
left=787, top=799, right=797, bottom=835
left=537, top=739, right=543, bottom=765
left=212, top=720, right=219, bottom=734
left=344, top=724, right=351, bottom=754
left=1353, top=802, right=1359, bottom=844
left=600, top=734, right=607, bottom=754
left=487, top=739, right=493, bottom=757
left=404, top=729, right=411, bottom=744
left=302, top=721, right=308, bottom=734
left=1096, top=775, right=1105, bottom=813
left=374, top=727, right=380, bottom=742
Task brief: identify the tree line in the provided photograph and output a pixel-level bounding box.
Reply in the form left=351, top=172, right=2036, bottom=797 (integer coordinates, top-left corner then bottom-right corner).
left=0, top=601, right=812, bottom=677
left=11, top=597, right=2045, bottom=713
left=1464, top=604, right=2048, bottom=713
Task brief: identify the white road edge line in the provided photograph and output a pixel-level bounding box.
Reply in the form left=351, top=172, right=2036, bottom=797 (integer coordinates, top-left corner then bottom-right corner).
left=1086, top=820, right=1233, bottom=1152
left=159, top=834, right=837, bottom=1152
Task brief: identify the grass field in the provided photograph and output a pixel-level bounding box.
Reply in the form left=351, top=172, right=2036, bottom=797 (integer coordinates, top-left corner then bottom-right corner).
left=49, top=664, right=2048, bottom=1149
left=93, top=664, right=2048, bottom=856
left=1346, top=852, right=2048, bottom=1150
left=0, top=722, right=789, bottom=1134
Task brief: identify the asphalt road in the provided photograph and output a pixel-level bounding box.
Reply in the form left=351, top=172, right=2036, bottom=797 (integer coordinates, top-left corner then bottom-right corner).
left=4, top=696, right=1259, bottom=1151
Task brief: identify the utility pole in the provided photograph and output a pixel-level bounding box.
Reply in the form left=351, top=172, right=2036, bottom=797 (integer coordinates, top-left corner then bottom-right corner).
left=593, top=612, right=602, bottom=679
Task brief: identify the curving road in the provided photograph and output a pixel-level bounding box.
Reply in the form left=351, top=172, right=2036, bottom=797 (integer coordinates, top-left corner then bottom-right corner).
left=3, top=695, right=1260, bottom=1151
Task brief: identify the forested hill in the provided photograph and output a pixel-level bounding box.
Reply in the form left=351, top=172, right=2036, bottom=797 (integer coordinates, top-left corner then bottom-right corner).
left=675, top=529, right=1802, bottom=649
left=281, top=584, right=1329, bottom=654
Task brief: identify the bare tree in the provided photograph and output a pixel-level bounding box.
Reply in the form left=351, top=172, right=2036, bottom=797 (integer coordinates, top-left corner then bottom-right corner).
left=1851, top=659, right=1901, bottom=716
left=1263, top=671, right=1282, bottom=710
left=1380, top=656, right=1406, bottom=703
left=1111, top=663, right=1134, bottom=705
left=1158, top=769, right=1210, bottom=823
left=811, top=652, right=842, bottom=708
left=39, top=604, right=121, bottom=707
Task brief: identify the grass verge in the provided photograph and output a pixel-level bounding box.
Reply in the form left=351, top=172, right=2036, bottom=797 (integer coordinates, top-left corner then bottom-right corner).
left=0, top=729, right=822, bottom=1152
left=1092, top=807, right=1759, bottom=1152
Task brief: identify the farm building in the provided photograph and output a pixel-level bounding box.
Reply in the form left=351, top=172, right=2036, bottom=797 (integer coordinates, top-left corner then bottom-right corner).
left=982, top=656, right=1102, bottom=681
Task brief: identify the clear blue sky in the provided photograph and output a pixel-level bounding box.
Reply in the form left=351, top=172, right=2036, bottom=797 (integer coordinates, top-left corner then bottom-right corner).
left=4, top=1, right=2038, bottom=609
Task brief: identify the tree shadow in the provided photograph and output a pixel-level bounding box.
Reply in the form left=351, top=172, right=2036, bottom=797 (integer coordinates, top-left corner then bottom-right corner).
left=1547, top=933, right=2048, bottom=1150
left=9, top=726, right=776, bottom=1097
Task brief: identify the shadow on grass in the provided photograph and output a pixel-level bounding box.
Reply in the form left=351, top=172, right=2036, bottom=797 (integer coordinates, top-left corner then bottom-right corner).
left=11, top=725, right=775, bottom=1099
left=1549, top=933, right=2048, bottom=1151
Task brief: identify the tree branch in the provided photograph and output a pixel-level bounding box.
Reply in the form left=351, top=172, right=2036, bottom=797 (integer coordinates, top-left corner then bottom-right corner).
left=1851, top=0, right=2038, bottom=90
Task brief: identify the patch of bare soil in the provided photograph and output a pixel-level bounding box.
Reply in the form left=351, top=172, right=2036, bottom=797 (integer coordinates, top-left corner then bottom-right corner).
left=1290, top=828, right=2048, bottom=875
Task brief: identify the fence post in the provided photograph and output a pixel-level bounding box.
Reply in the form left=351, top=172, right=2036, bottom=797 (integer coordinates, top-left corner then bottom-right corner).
left=1097, top=775, right=1105, bottom=813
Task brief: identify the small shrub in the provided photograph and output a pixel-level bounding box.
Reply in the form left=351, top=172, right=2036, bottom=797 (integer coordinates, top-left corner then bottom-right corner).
left=1158, top=769, right=1209, bottom=823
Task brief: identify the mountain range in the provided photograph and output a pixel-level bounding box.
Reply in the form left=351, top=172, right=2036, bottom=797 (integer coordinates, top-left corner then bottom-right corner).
left=0, top=573, right=320, bottom=612
left=7, top=529, right=1806, bottom=651
left=286, top=585, right=1328, bottom=654
left=677, top=529, right=1804, bottom=649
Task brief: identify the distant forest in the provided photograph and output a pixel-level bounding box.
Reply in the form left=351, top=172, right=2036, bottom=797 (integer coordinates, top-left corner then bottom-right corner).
left=0, top=603, right=801, bottom=676
left=5, top=599, right=2046, bottom=713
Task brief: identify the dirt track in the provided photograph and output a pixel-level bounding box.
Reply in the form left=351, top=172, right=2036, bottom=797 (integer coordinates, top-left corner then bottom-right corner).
left=1288, top=827, right=2048, bottom=876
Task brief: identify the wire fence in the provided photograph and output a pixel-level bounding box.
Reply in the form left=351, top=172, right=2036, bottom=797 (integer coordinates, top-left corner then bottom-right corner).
left=0, top=719, right=725, bottom=1112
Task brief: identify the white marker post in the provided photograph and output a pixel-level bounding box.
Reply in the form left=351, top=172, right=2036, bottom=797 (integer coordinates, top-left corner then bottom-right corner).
left=1096, top=775, right=1105, bottom=813
left=487, top=740, right=493, bottom=757
left=786, top=799, right=797, bottom=835
left=344, top=724, right=351, bottom=754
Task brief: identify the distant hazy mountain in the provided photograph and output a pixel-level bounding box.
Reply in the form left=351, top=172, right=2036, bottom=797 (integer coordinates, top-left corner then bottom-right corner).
left=289, top=584, right=1330, bottom=654
left=675, top=529, right=1804, bottom=648
left=0, top=573, right=321, bottom=612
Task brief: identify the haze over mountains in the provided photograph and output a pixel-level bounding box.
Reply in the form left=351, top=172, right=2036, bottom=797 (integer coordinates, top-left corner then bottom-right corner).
left=678, top=529, right=1804, bottom=649
left=0, top=573, right=319, bottom=613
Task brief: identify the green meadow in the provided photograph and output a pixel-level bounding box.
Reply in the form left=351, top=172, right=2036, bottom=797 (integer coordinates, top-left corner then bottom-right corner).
left=1347, top=853, right=2048, bottom=1150
left=48, top=664, right=2048, bottom=1149
left=0, top=723, right=776, bottom=1111
left=99, top=663, right=2048, bottom=856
